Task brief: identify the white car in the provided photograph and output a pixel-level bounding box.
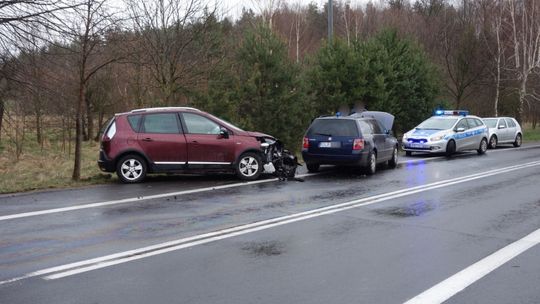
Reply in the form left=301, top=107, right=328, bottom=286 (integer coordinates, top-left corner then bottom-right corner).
left=482, top=117, right=522, bottom=149
left=402, top=110, right=489, bottom=157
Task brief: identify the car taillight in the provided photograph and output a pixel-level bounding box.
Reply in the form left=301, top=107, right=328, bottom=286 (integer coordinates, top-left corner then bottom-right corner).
left=303, top=137, right=309, bottom=149
left=353, top=139, right=364, bottom=150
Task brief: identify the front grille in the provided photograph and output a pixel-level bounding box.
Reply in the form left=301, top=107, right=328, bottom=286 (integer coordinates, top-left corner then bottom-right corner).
left=407, top=138, right=428, bottom=143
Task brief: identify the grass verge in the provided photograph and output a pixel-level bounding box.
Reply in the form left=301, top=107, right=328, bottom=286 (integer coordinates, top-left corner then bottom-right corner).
left=0, top=139, right=113, bottom=194
left=523, top=124, right=540, bottom=142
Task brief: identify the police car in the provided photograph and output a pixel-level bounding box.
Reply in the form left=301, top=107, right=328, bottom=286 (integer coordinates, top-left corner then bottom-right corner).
left=402, top=110, right=489, bottom=157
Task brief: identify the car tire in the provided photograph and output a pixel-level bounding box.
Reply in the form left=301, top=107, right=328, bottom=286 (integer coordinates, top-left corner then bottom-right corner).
left=236, top=152, right=262, bottom=181
left=477, top=138, right=488, bottom=155
left=365, top=150, right=377, bottom=175
left=306, top=163, right=320, bottom=173
left=445, top=140, right=456, bottom=157
left=388, top=146, right=398, bottom=168
left=513, top=133, right=522, bottom=147
left=405, top=151, right=412, bottom=157
left=116, top=154, right=147, bottom=183
left=489, top=135, right=497, bottom=149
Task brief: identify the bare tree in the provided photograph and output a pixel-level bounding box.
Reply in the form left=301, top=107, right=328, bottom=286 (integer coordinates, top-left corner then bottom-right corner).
left=440, top=3, right=488, bottom=108
left=64, top=0, right=122, bottom=180
left=479, top=0, right=507, bottom=116
left=290, top=1, right=306, bottom=62
left=0, top=0, right=81, bottom=56
left=126, top=0, right=216, bottom=106
left=0, top=70, right=7, bottom=143
left=507, top=0, right=540, bottom=122
left=252, top=0, right=281, bottom=29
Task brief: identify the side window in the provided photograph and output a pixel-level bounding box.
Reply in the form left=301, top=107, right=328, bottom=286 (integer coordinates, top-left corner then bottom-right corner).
left=142, top=113, right=180, bottom=134
left=456, top=119, right=469, bottom=130
left=505, top=118, right=516, bottom=128
left=183, top=113, right=221, bottom=135
left=358, top=121, right=373, bottom=135
left=476, top=119, right=485, bottom=127
left=127, top=114, right=142, bottom=132
left=466, top=118, right=479, bottom=128
left=368, top=120, right=383, bottom=134
left=499, top=119, right=508, bottom=128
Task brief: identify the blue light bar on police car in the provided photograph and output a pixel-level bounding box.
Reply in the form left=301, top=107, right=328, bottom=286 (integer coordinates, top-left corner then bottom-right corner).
left=434, top=110, right=469, bottom=116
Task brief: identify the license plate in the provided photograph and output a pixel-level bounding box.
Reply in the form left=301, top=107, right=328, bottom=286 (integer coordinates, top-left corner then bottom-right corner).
left=409, top=143, right=427, bottom=148
left=319, top=142, right=332, bottom=148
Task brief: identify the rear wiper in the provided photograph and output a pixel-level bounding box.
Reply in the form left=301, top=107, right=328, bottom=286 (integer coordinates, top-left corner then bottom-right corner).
left=315, top=132, right=332, bottom=137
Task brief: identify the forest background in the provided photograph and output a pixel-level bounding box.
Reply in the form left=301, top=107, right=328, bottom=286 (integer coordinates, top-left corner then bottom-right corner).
left=1, top=0, right=540, bottom=192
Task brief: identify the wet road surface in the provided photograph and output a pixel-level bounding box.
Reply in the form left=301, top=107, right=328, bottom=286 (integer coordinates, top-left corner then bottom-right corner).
left=1, top=144, right=539, bottom=303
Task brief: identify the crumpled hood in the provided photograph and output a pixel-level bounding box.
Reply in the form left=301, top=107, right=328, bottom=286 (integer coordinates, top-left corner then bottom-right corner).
left=245, top=131, right=275, bottom=139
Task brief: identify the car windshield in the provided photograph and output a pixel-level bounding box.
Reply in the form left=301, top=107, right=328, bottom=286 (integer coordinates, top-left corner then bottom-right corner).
left=307, top=119, right=359, bottom=137
left=483, top=119, right=498, bottom=128
left=206, top=113, right=245, bottom=133
left=416, top=117, right=459, bottom=130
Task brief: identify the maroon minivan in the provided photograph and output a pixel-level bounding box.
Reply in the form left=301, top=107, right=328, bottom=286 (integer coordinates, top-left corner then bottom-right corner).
left=98, top=107, right=274, bottom=183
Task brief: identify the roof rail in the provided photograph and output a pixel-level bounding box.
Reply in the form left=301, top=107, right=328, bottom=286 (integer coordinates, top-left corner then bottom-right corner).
left=130, top=107, right=201, bottom=113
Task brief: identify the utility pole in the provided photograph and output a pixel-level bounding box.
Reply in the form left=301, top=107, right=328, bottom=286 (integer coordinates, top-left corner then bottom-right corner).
left=328, top=0, right=333, bottom=43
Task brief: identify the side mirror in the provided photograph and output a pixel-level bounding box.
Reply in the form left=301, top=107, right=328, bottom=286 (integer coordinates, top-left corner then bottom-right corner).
left=498, top=125, right=506, bottom=129
left=219, top=128, right=229, bottom=139
left=455, top=127, right=466, bottom=133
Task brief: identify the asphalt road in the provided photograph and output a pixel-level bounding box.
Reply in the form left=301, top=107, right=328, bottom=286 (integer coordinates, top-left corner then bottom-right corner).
left=1, top=144, right=539, bottom=304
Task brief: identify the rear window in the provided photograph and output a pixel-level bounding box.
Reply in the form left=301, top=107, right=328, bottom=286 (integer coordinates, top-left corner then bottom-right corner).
left=483, top=119, right=497, bottom=128
left=506, top=118, right=516, bottom=127
left=307, top=119, right=359, bottom=137
left=100, top=117, right=115, bottom=136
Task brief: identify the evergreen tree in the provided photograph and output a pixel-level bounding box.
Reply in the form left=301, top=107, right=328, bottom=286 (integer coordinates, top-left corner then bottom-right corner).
left=235, top=24, right=311, bottom=150
left=307, top=39, right=367, bottom=114
left=309, top=29, right=439, bottom=133
left=199, top=24, right=311, bottom=151
left=363, top=29, right=439, bottom=132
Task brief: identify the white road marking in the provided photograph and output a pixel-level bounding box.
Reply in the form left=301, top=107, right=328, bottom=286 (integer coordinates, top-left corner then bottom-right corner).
left=0, top=158, right=445, bottom=222
left=1, top=145, right=538, bottom=222
left=0, top=173, right=319, bottom=222
left=1, top=160, right=539, bottom=284
left=404, top=228, right=540, bottom=304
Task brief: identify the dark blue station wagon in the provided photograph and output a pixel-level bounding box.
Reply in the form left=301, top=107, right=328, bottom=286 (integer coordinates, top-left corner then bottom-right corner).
left=301, top=111, right=399, bottom=175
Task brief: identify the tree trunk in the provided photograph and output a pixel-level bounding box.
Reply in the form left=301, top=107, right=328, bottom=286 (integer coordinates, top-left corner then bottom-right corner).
left=62, top=116, right=66, bottom=152
left=35, top=110, right=42, bottom=146
left=493, top=46, right=501, bottom=117
left=532, top=107, right=538, bottom=129
left=295, top=18, right=300, bottom=63
left=517, top=76, right=527, bottom=124
left=0, top=99, right=4, bottom=143
left=94, top=111, right=104, bottom=141
left=85, top=93, right=94, bottom=141
left=72, top=80, right=85, bottom=181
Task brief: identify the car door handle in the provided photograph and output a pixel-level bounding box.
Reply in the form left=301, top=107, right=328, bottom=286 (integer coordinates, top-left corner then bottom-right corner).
left=142, top=138, right=153, bottom=142
left=191, top=140, right=199, bottom=144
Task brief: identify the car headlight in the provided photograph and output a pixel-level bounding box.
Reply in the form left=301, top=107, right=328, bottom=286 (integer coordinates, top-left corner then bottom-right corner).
left=430, top=135, right=445, bottom=141
left=402, top=133, right=409, bottom=140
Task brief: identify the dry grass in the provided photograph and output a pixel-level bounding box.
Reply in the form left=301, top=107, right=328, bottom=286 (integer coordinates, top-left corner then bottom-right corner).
left=0, top=137, right=113, bottom=194
left=523, top=123, right=540, bottom=142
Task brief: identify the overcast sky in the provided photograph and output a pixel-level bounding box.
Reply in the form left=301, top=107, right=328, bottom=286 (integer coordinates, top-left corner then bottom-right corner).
left=218, top=0, right=372, bottom=20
